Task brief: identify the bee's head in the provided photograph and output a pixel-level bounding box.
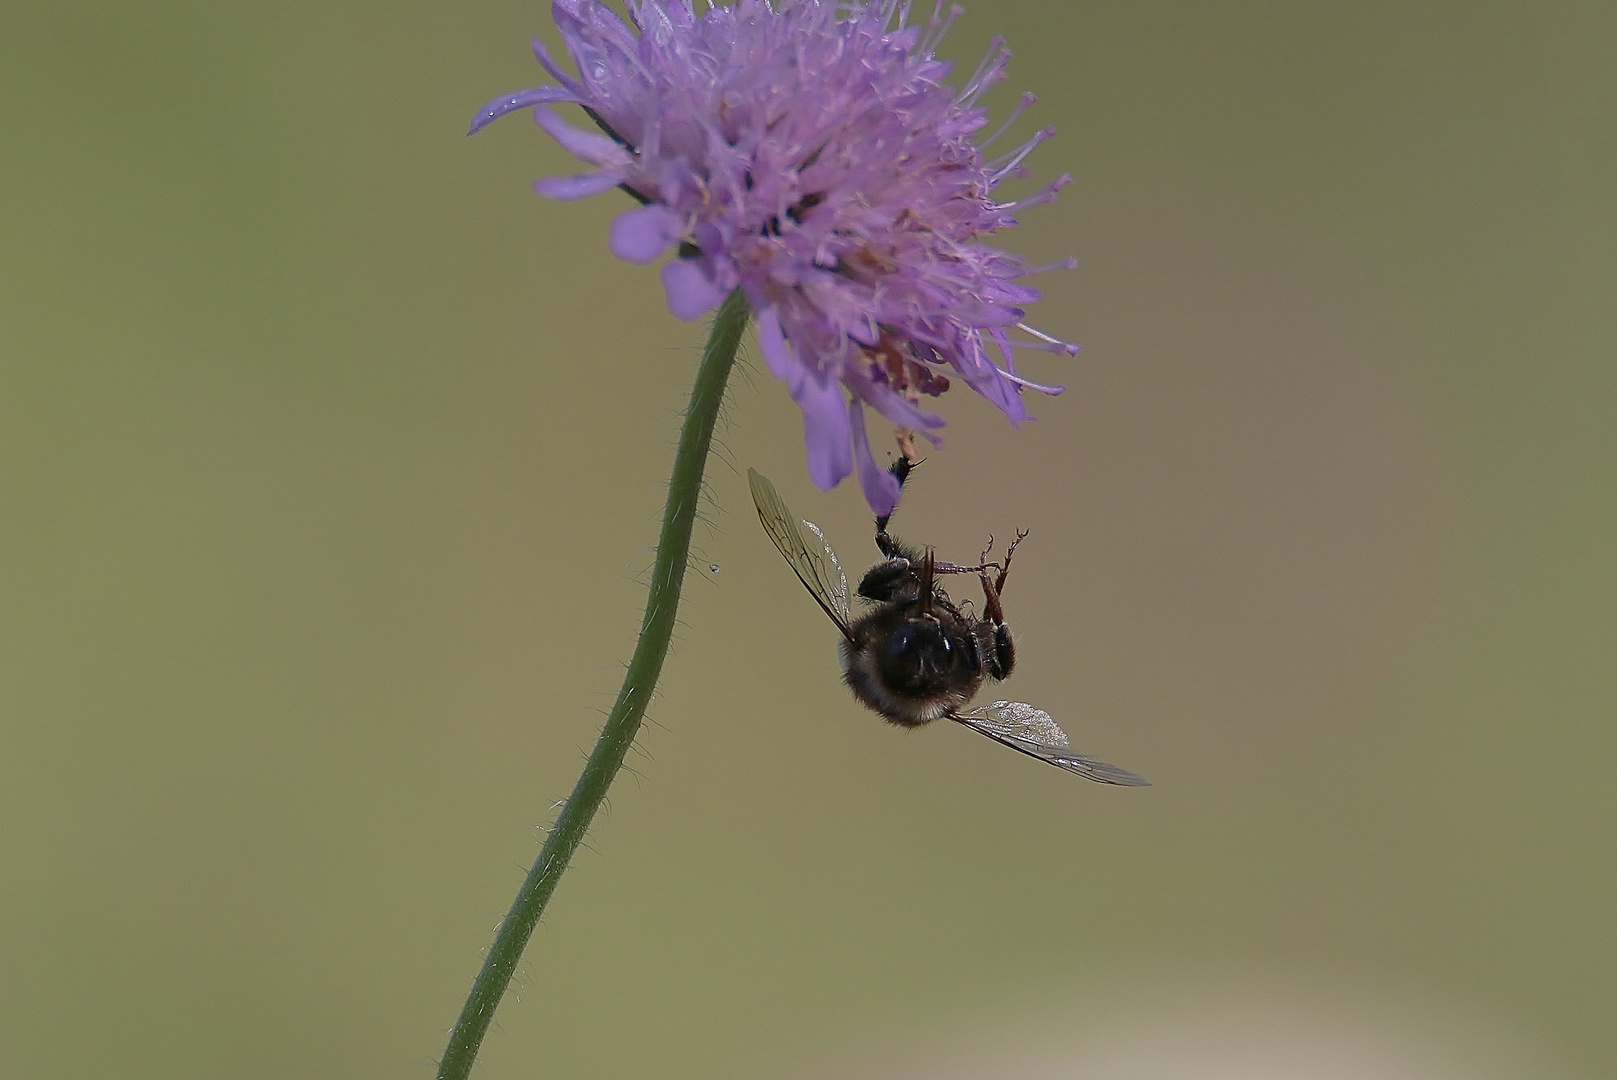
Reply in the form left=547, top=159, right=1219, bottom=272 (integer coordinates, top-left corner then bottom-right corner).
left=880, top=615, right=966, bottom=694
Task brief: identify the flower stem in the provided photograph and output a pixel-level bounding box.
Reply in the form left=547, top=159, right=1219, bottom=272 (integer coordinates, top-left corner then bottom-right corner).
left=437, top=288, right=750, bottom=1080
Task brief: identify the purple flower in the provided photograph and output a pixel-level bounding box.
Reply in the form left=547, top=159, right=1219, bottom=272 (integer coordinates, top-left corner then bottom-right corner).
left=474, top=0, right=1079, bottom=515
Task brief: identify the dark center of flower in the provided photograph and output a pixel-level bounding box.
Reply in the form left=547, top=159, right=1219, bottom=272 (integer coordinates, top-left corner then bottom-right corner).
left=866, top=335, right=951, bottom=399
left=760, top=191, right=827, bottom=238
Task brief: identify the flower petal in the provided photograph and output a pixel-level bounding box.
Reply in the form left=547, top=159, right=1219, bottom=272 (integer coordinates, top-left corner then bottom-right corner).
left=534, top=169, right=627, bottom=200
left=552, top=0, right=641, bottom=103
left=951, top=335, right=1032, bottom=425
left=796, top=374, right=853, bottom=491
left=847, top=368, right=946, bottom=432
left=850, top=401, right=901, bottom=516
left=659, top=259, right=728, bottom=320
left=468, top=85, right=581, bottom=135
left=755, top=306, right=803, bottom=387
left=534, top=106, right=631, bottom=167
left=610, top=205, right=683, bottom=263
left=530, top=37, right=583, bottom=94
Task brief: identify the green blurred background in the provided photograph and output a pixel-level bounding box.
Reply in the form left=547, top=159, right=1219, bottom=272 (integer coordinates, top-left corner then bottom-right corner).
left=2, top=1, right=1612, bottom=1076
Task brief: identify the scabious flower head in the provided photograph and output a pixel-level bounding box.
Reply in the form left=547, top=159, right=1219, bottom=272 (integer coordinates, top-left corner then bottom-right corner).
left=473, top=0, right=1079, bottom=515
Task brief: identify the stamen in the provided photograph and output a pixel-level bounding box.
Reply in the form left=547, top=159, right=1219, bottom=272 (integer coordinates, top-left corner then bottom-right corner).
left=1022, top=256, right=1080, bottom=276
left=981, top=92, right=1037, bottom=150
left=998, top=369, right=1066, bottom=395
left=993, top=173, right=1072, bottom=213
left=987, top=128, right=1055, bottom=183
left=918, top=2, right=964, bottom=55
left=1015, top=321, right=1081, bottom=353
left=959, top=37, right=1010, bottom=104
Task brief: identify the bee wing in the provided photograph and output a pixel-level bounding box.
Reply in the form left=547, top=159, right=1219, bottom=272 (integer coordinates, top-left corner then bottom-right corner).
left=950, top=700, right=1150, bottom=786
left=747, top=468, right=854, bottom=639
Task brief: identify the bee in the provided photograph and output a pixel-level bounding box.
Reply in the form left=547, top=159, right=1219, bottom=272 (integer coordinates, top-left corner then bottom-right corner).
left=747, top=464, right=1148, bottom=785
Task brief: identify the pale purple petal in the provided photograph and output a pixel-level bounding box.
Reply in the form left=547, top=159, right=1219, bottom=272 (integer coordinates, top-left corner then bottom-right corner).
left=531, top=37, right=583, bottom=93
left=848, top=369, right=946, bottom=432
left=755, top=307, right=803, bottom=386
left=468, top=86, right=582, bottom=135
left=610, top=205, right=683, bottom=263
left=534, top=170, right=628, bottom=200
left=796, top=374, right=853, bottom=491
left=660, top=259, right=728, bottom=320
left=849, top=401, right=901, bottom=517
left=533, top=106, right=631, bottom=167
left=834, top=354, right=942, bottom=433
left=552, top=0, right=641, bottom=105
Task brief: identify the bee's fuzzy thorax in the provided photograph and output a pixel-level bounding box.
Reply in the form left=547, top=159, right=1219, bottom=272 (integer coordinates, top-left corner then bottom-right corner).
left=840, top=636, right=973, bottom=727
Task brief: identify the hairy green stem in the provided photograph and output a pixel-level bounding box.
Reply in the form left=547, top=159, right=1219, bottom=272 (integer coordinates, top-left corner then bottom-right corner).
left=437, top=289, right=749, bottom=1080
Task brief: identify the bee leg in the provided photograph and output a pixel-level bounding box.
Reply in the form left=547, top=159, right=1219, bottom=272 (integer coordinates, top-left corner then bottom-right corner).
left=978, top=551, right=1018, bottom=681
left=933, top=536, right=999, bottom=580
left=874, top=456, right=918, bottom=560
left=993, top=529, right=1029, bottom=596
left=873, top=457, right=915, bottom=533
left=933, top=557, right=992, bottom=576
left=978, top=565, right=1007, bottom=626
left=985, top=620, right=1016, bottom=681
left=977, top=568, right=1017, bottom=680
left=875, top=529, right=906, bottom=561
left=857, top=558, right=913, bottom=601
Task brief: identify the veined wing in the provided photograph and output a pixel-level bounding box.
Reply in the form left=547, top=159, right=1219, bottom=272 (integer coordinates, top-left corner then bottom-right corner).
left=747, top=468, right=854, bottom=639
left=950, top=700, right=1150, bottom=786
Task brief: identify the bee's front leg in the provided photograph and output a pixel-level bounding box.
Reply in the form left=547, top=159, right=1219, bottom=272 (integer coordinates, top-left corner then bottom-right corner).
left=875, top=529, right=906, bottom=561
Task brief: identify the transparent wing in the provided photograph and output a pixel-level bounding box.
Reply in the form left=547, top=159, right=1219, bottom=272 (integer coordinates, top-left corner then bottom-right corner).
left=747, top=468, right=854, bottom=638
left=950, top=700, right=1150, bottom=786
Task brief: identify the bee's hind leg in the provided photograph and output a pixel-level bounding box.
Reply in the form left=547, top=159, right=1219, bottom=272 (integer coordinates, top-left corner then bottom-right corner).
left=993, top=529, right=1029, bottom=597
left=978, top=566, right=1017, bottom=680
left=978, top=565, right=1007, bottom=627
left=978, top=530, right=1028, bottom=681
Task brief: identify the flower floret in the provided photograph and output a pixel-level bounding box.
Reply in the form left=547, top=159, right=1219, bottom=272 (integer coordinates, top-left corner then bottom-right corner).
left=473, top=0, right=1080, bottom=515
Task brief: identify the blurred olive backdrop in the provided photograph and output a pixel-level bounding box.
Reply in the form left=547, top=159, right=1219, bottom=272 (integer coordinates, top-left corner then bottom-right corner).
left=2, top=1, right=1613, bottom=1077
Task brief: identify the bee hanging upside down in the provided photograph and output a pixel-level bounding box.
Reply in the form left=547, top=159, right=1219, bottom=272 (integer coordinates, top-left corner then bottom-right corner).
left=747, top=463, right=1148, bottom=786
